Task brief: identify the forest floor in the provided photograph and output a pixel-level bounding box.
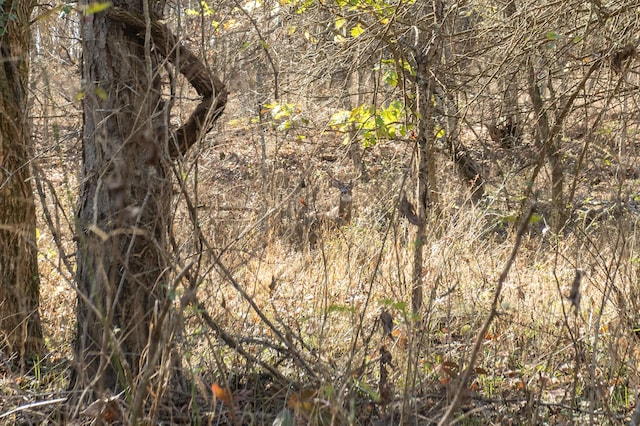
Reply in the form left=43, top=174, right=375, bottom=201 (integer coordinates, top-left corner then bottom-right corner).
left=2, top=86, right=640, bottom=425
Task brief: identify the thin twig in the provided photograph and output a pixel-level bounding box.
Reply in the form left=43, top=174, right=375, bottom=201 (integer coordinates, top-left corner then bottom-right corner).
left=0, top=397, right=67, bottom=419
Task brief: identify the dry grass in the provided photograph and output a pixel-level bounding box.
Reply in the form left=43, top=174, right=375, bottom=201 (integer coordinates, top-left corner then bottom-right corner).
left=3, top=97, right=639, bottom=423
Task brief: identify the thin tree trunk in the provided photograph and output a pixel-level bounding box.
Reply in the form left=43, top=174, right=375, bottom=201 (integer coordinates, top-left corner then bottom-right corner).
left=410, top=0, right=442, bottom=315
left=528, top=61, right=565, bottom=232
left=503, top=0, right=520, bottom=139
left=549, top=140, right=565, bottom=228
left=0, top=0, right=43, bottom=367
left=412, top=54, right=438, bottom=315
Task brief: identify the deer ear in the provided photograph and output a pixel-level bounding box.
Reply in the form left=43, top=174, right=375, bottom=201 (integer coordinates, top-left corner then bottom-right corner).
left=330, top=178, right=343, bottom=189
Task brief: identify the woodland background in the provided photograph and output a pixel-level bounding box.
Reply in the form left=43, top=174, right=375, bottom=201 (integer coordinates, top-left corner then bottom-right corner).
left=2, top=0, right=640, bottom=424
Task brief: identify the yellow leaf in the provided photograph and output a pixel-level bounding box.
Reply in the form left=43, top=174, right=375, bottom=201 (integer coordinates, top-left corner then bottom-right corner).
left=83, top=2, right=112, bottom=15
left=335, top=17, right=346, bottom=30
left=304, top=30, right=318, bottom=43
left=223, top=18, right=237, bottom=30
left=350, top=23, right=365, bottom=38
left=95, top=87, right=108, bottom=101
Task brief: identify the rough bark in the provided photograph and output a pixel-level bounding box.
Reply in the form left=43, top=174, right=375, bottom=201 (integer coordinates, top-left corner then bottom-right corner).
left=412, top=55, right=440, bottom=315
left=0, top=0, right=43, bottom=367
left=410, top=0, right=442, bottom=315
left=73, top=0, right=226, bottom=397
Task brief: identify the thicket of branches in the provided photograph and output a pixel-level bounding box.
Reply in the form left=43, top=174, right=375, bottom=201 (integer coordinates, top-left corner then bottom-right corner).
left=2, top=0, right=640, bottom=424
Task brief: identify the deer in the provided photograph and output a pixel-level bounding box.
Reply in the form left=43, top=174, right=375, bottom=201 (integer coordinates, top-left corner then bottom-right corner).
left=325, top=176, right=353, bottom=227
left=293, top=173, right=357, bottom=249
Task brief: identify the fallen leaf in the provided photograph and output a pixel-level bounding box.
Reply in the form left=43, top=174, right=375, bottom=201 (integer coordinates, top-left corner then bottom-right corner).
left=287, top=388, right=317, bottom=415
left=211, top=382, right=233, bottom=406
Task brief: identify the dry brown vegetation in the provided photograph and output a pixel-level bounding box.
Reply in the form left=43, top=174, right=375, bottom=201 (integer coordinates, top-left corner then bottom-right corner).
left=3, top=0, right=640, bottom=424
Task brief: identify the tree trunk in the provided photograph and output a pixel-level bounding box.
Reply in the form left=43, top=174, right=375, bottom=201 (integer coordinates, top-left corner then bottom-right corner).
left=73, top=0, right=169, bottom=394
left=412, top=54, right=439, bottom=315
left=503, top=0, right=521, bottom=143
left=73, top=0, right=226, bottom=398
left=410, top=0, right=443, bottom=315
left=527, top=60, right=565, bottom=232
left=549, top=138, right=565, bottom=229
left=0, top=0, right=43, bottom=367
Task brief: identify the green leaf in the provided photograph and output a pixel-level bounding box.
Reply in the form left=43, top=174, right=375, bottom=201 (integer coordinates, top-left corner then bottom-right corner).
left=273, top=408, right=295, bottom=426
left=545, top=31, right=561, bottom=40
left=34, top=5, right=66, bottom=22
left=502, top=213, right=518, bottom=223
left=381, top=299, right=408, bottom=313
left=328, top=304, right=355, bottom=314
left=354, top=380, right=380, bottom=402
left=529, top=213, right=543, bottom=224
left=383, top=69, right=398, bottom=87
